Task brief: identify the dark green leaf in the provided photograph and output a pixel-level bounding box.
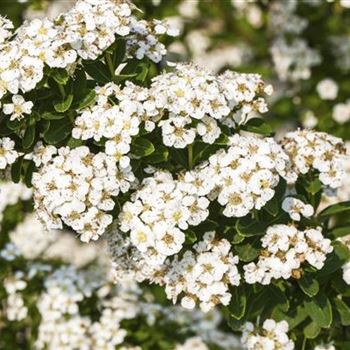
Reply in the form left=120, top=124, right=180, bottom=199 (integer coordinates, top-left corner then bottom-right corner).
left=22, top=125, right=36, bottom=149
left=235, top=217, right=267, bottom=237
left=51, top=68, right=69, bottom=85
left=333, top=298, right=350, bottom=326
left=241, top=118, right=273, bottom=136
left=229, top=286, right=246, bottom=320
left=298, top=274, right=319, bottom=297
left=268, top=285, right=290, bottom=312
left=319, top=201, right=350, bottom=218
left=144, top=145, right=169, bottom=164
left=304, top=293, right=332, bottom=328
left=11, top=157, right=23, bottom=183
left=329, top=225, right=350, bottom=238
left=53, top=94, right=73, bottom=113
left=131, top=137, right=155, bottom=157
left=75, top=90, right=96, bottom=111
left=235, top=238, right=260, bottom=262
left=41, top=112, right=65, bottom=120
left=24, top=160, right=35, bottom=187
left=43, top=118, right=72, bottom=145
left=83, top=61, right=111, bottom=83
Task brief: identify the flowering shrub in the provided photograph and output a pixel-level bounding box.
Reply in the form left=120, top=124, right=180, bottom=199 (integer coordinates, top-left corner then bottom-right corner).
left=0, top=1, right=350, bottom=350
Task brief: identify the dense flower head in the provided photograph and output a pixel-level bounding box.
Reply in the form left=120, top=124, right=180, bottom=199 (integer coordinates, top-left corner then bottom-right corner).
left=0, top=15, right=14, bottom=43
left=0, top=0, right=175, bottom=99
left=206, top=134, right=295, bottom=217
left=244, top=224, right=333, bottom=285
left=241, top=319, right=294, bottom=350
left=271, top=37, right=321, bottom=82
left=32, top=145, right=135, bottom=242
left=119, top=170, right=210, bottom=265
left=281, top=129, right=347, bottom=189
left=164, top=231, right=241, bottom=312
left=73, top=81, right=148, bottom=168
left=148, top=63, right=272, bottom=148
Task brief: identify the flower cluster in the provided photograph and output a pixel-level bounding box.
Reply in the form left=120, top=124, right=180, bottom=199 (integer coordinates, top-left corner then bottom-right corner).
left=241, top=319, right=294, bottom=350
left=0, top=0, right=174, bottom=99
left=32, top=146, right=135, bottom=242
left=164, top=231, right=241, bottom=312
left=206, top=134, right=294, bottom=217
left=282, top=129, right=346, bottom=189
left=0, top=15, right=13, bottom=43
left=271, top=38, right=321, bottom=82
left=148, top=63, right=272, bottom=147
left=244, top=225, right=333, bottom=284
left=3, top=271, right=28, bottom=322
left=268, top=2, right=320, bottom=82
left=73, top=82, right=146, bottom=168
left=119, top=170, right=209, bottom=265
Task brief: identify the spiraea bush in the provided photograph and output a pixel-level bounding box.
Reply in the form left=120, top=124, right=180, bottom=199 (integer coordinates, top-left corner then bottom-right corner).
left=0, top=1, right=350, bottom=350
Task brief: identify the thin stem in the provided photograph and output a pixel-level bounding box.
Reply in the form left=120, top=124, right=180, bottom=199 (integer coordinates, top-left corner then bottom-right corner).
left=188, top=144, right=193, bottom=170
left=301, top=337, right=307, bottom=350
left=105, top=52, right=115, bottom=79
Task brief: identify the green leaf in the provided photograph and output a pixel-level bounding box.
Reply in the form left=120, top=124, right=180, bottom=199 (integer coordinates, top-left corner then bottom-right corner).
left=305, top=178, right=322, bottom=195
left=272, top=305, right=308, bottom=329
left=185, top=229, right=197, bottom=245
left=329, top=225, right=350, bottom=238
left=51, top=68, right=69, bottom=85
left=22, top=125, right=36, bottom=149
left=67, top=137, right=84, bottom=149
left=232, top=232, right=245, bottom=244
left=83, top=61, right=111, bottom=83
left=235, top=217, right=267, bottom=237
left=263, top=179, right=286, bottom=216
left=144, top=146, right=169, bottom=164
left=6, top=118, right=25, bottom=131
left=333, top=298, right=350, bottom=326
left=304, top=320, right=321, bottom=339
left=229, top=286, right=246, bottom=320
left=41, top=112, right=65, bottom=120
left=43, top=118, right=72, bottom=145
left=11, top=157, right=23, bottom=183
left=241, top=118, right=274, bottom=136
left=136, top=63, right=149, bottom=83
left=319, top=201, right=350, bottom=218
left=298, top=274, right=319, bottom=297
left=53, top=94, right=73, bottom=113
left=72, top=69, right=87, bottom=95
left=131, top=137, right=155, bottom=157
left=113, top=39, right=126, bottom=67
left=304, top=293, right=332, bottom=328
left=24, top=160, right=35, bottom=187
left=268, top=285, right=289, bottom=312
left=75, top=90, right=96, bottom=111
left=235, top=238, right=260, bottom=262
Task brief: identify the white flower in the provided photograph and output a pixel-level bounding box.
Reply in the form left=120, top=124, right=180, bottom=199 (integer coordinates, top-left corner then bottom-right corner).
left=332, top=100, right=350, bottom=124
left=316, top=78, right=338, bottom=100
left=241, top=319, right=294, bottom=350
left=0, top=137, right=19, bottom=169
left=3, top=94, right=33, bottom=120
left=282, top=197, right=314, bottom=221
